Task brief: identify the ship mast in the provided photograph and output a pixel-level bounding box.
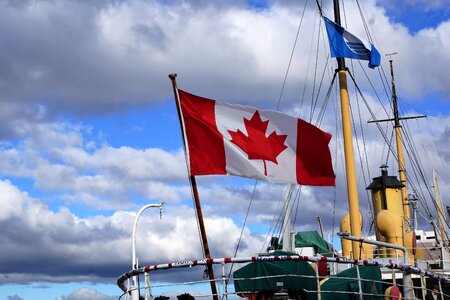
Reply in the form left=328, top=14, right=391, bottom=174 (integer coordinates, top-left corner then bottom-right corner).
left=369, top=56, right=425, bottom=264
left=433, top=170, right=450, bottom=270
left=389, top=56, right=410, bottom=223
left=333, top=0, right=362, bottom=259
left=282, top=185, right=295, bottom=252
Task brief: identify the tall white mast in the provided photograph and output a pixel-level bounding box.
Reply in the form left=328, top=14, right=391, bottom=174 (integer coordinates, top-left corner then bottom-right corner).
left=433, top=170, right=450, bottom=270
left=282, top=185, right=295, bottom=252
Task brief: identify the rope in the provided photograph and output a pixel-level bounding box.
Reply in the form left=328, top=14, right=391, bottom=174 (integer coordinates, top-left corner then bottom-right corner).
left=348, top=92, right=373, bottom=233
left=355, top=0, right=374, bottom=44
left=331, top=79, right=340, bottom=251
left=401, top=123, right=450, bottom=239
left=315, top=62, right=335, bottom=126
left=347, top=59, right=374, bottom=231
left=230, top=0, right=311, bottom=280
left=275, top=0, right=309, bottom=111
left=309, top=17, right=324, bottom=122
left=299, top=9, right=319, bottom=118
left=226, top=180, right=259, bottom=279
left=384, top=127, right=394, bottom=166
left=292, top=186, right=302, bottom=231
left=260, top=185, right=291, bottom=253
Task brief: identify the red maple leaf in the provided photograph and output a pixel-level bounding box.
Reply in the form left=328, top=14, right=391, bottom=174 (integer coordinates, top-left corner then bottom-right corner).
left=228, top=111, right=288, bottom=176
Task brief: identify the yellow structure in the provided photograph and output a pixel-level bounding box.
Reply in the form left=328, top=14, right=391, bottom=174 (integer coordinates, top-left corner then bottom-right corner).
left=366, top=166, right=414, bottom=264
left=340, top=213, right=373, bottom=259
left=338, top=69, right=363, bottom=259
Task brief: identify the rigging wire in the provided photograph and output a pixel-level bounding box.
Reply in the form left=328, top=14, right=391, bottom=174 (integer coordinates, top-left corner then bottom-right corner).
left=402, top=122, right=450, bottom=236
left=338, top=0, right=449, bottom=255
left=377, top=66, right=392, bottom=109
left=228, top=0, right=310, bottom=280
left=266, top=0, right=312, bottom=251
left=340, top=7, right=376, bottom=234
left=276, top=0, right=309, bottom=111
left=352, top=64, right=373, bottom=181
left=416, top=116, right=450, bottom=231
left=356, top=60, right=391, bottom=119
left=300, top=5, right=319, bottom=118
left=355, top=0, right=374, bottom=44
left=345, top=69, right=445, bottom=256
left=350, top=59, right=450, bottom=247
left=269, top=186, right=295, bottom=251
left=346, top=63, right=374, bottom=233
left=311, top=43, right=331, bottom=123
left=292, top=186, right=302, bottom=230
left=261, top=186, right=293, bottom=252
left=315, top=68, right=336, bottom=125
left=384, top=128, right=394, bottom=166
left=309, top=17, right=324, bottom=122
left=226, top=180, right=259, bottom=279
left=331, top=78, right=341, bottom=249
left=363, top=42, right=449, bottom=242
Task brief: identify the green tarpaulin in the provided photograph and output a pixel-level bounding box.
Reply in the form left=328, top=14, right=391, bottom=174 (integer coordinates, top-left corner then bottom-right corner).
left=320, top=266, right=383, bottom=299
left=294, top=231, right=331, bottom=255
left=233, top=251, right=317, bottom=300
left=269, top=231, right=332, bottom=256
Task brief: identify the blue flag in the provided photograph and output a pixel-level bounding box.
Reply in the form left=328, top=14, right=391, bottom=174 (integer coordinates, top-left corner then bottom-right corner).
left=324, top=17, right=381, bottom=69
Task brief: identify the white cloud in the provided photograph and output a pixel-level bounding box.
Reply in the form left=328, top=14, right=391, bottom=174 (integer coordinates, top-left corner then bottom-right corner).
left=0, top=180, right=26, bottom=221
left=0, top=0, right=449, bottom=295
left=55, top=287, right=116, bottom=300
left=0, top=0, right=448, bottom=112
left=0, top=117, right=189, bottom=209
left=0, top=179, right=264, bottom=285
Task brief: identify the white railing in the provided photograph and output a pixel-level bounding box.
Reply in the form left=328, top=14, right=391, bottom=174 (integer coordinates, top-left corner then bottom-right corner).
left=117, top=254, right=450, bottom=300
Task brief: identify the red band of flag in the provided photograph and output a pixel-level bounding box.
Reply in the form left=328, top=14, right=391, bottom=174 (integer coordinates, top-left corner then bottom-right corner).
left=178, top=90, right=335, bottom=186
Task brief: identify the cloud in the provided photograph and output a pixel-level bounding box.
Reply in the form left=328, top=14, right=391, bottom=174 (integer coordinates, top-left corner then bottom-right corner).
left=0, top=179, right=265, bottom=285
left=378, top=0, right=450, bottom=13
left=0, top=0, right=446, bottom=117
left=0, top=86, right=448, bottom=286
left=0, top=0, right=449, bottom=295
left=0, top=114, right=189, bottom=209
left=55, top=288, right=116, bottom=300
left=6, top=295, right=24, bottom=300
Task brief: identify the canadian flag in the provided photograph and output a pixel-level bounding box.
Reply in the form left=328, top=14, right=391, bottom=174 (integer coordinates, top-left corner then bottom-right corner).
left=178, top=90, right=335, bottom=186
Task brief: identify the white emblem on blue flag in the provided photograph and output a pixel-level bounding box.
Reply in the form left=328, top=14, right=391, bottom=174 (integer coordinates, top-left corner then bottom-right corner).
left=323, top=16, right=381, bottom=68
left=343, top=31, right=370, bottom=57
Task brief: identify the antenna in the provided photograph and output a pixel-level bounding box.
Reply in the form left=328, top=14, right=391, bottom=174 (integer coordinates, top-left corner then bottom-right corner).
left=385, top=52, right=398, bottom=59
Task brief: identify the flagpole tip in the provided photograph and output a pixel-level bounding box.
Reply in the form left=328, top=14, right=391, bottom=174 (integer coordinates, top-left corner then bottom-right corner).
left=168, top=73, right=177, bottom=79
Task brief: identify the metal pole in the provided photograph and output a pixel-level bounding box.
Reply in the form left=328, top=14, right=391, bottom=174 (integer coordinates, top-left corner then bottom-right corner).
left=420, top=276, right=425, bottom=300
left=316, top=216, right=324, bottom=239
left=356, top=264, right=363, bottom=300
left=389, top=58, right=410, bottom=223
left=315, top=261, right=322, bottom=300
left=169, top=74, right=219, bottom=300
left=282, top=185, right=295, bottom=251
left=438, top=280, right=444, bottom=300
left=355, top=265, right=363, bottom=300
left=144, top=272, right=153, bottom=300
left=337, top=232, right=415, bottom=300
left=332, top=0, right=363, bottom=258
left=221, top=263, right=228, bottom=300
left=131, top=202, right=164, bottom=300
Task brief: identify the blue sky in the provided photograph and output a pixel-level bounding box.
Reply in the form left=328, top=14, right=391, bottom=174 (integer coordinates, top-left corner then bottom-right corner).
left=0, top=0, right=449, bottom=299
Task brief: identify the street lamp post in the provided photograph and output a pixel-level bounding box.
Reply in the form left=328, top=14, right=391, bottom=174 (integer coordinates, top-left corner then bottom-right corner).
left=130, top=202, right=164, bottom=300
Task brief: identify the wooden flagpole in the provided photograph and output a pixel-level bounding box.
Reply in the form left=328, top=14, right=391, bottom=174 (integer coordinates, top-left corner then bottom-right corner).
left=169, top=73, right=219, bottom=300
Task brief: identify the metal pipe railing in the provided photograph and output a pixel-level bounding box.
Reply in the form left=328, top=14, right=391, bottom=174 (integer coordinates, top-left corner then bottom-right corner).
left=337, top=231, right=415, bottom=300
